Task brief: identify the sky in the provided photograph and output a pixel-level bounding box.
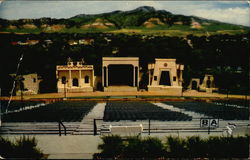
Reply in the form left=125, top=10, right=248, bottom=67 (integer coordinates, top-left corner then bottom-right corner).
left=0, top=1, right=249, bottom=26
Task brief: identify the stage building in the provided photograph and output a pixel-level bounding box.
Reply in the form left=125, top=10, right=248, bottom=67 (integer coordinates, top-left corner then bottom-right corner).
left=102, top=57, right=139, bottom=92
left=147, top=59, right=184, bottom=95
left=56, top=59, right=94, bottom=92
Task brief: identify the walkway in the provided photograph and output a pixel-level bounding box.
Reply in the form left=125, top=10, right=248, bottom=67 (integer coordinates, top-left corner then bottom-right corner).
left=73, top=103, right=106, bottom=135
left=153, top=102, right=208, bottom=119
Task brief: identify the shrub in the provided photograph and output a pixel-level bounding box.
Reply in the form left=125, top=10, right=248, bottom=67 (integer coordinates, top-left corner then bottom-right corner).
left=95, top=135, right=249, bottom=159
left=165, top=136, right=188, bottom=157
left=97, top=135, right=125, bottom=158
left=0, top=136, right=45, bottom=159
left=186, top=136, right=207, bottom=158
left=141, top=137, right=165, bottom=158
left=123, top=136, right=143, bottom=158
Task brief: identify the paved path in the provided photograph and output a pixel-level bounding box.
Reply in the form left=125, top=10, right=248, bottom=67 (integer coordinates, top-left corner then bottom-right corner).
left=1, top=135, right=102, bottom=159
left=153, top=102, right=208, bottom=118
left=73, top=103, right=106, bottom=135
left=80, top=103, right=106, bottom=123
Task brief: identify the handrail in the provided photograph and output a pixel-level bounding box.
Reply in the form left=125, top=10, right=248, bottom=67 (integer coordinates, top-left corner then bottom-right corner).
left=93, top=118, right=104, bottom=136
left=58, top=120, right=67, bottom=136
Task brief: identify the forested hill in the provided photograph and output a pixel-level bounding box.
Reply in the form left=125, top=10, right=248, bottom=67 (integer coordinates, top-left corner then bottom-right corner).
left=0, top=6, right=249, bottom=36
left=0, top=32, right=249, bottom=95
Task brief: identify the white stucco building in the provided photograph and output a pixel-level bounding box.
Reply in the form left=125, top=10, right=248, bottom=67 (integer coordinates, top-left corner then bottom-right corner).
left=147, top=59, right=184, bottom=95
left=56, top=59, right=94, bottom=92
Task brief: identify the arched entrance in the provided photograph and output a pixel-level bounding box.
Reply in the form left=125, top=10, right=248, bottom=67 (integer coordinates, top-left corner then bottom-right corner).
left=108, top=65, right=133, bottom=86
left=191, top=81, right=198, bottom=90
left=206, top=80, right=211, bottom=88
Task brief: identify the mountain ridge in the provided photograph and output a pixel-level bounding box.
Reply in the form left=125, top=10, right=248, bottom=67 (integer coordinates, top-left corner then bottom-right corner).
left=0, top=6, right=249, bottom=35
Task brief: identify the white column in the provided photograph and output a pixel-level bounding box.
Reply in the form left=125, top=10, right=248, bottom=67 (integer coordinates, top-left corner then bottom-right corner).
left=148, top=70, right=151, bottom=86
left=92, top=69, right=94, bottom=87
left=79, top=70, right=81, bottom=87
left=102, top=67, right=104, bottom=87
left=180, top=70, right=183, bottom=86
left=69, top=70, right=72, bottom=88
left=137, top=66, right=139, bottom=87
left=106, top=67, right=108, bottom=87
left=133, top=66, right=135, bottom=87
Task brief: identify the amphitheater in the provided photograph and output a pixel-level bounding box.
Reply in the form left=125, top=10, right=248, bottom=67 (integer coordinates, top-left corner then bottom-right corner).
left=1, top=91, right=249, bottom=158
left=1, top=57, right=249, bottom=159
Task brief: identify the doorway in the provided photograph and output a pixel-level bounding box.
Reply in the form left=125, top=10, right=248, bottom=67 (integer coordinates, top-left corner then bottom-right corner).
left=159, top=71, right=171, bottom=86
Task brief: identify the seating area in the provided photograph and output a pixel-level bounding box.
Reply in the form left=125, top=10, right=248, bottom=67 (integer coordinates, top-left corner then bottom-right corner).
left=1, top=100, right=45, bottom=113
left=2, top=101, right=96, bottom=122
left=103, top=102, right=192, bottom=121
left=163, top=101, right=249, bottom=120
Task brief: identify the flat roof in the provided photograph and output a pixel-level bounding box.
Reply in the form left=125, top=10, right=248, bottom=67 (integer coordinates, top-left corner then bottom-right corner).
left=103, top=57, right=139, bottom=61
left=102, top=57, right=139, bottom=67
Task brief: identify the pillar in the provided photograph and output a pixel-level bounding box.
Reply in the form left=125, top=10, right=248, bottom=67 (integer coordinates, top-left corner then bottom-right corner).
left=137, top=66, right=139, bottom=87
left=79, top=70, right=81, bottom=87
left=102, top=67, right=104, bottom=87
left=133, top=66, right=135, bottom=87
left=106, top=66, right=108, bottom=87
left=69, top=70, right=72, bottom=87
left=92, top=69, right=94, bottom=87
left=148, top=70, right=151, bottom=86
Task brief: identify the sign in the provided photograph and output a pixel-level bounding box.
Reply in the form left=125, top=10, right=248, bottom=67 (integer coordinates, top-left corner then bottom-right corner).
left=200, top=118, right=219, bottom=128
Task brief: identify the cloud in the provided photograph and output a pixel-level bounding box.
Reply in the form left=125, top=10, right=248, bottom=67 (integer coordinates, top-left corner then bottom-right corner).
left=0, top=1, right=249, bottom=26
left=191, top=7, right=250, bottom=26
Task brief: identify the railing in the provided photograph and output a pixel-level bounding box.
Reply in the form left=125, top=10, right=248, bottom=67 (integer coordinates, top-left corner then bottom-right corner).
left=93, top=118, right=151, bottom=136
left=58, top=120, right=67, bottom=136
left=93, top=118, right=103, bottom=136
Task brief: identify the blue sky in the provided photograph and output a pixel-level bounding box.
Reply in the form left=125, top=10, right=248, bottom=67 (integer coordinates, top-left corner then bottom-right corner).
left=0, top=1, right=249, bottom=26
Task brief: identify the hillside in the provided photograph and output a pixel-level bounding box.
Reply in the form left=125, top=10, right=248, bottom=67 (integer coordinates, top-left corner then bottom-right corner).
left=0, top=6, right=249, bottom=36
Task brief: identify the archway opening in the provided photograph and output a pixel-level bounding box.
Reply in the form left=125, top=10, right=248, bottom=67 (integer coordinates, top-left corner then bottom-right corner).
left=192, top=81, right=198, bottom=90
left=108, top=65, right=133, bottom=86
left=159, top=71, right=171, bottom=86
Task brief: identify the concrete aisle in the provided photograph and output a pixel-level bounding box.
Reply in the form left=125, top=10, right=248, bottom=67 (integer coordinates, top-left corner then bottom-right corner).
left=1, top=135, right=102, bottom=159
left=153, top=102, right=208, bottom=118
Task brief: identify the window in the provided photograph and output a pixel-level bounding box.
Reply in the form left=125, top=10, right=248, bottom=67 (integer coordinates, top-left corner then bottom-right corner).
left=73, top=78, right=79, bottom=86
left=173, top=76, right=176, bottom=81
left=154, top=76, right=157, bottom=81
left=33, top=78, right=36, bottom=83
left=85, top=76, right=89, bottom=83
left=62, top=76, right=66, bottom=84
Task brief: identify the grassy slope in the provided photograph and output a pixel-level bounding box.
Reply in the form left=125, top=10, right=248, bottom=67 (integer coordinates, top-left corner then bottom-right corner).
left=1, top=22, right=249, bottom=36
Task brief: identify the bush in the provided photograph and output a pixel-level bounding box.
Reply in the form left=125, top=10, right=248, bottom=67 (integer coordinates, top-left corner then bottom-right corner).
left=166, top=136, right=188, bottom=157
left=95, top=135, right=249, bottom=159
left=0, top=136, right=45, bottom=159
left=97, top=135, right=124, bottom=158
